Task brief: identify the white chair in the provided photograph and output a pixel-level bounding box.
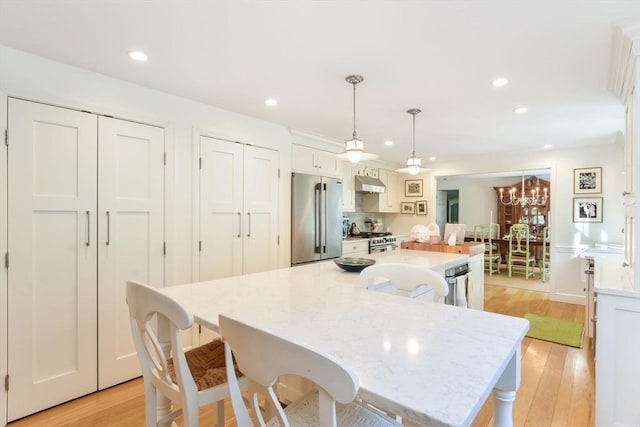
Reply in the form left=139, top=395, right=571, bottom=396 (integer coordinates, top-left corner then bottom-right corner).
left=219, top=314, right=401, bottom=427
left=126, top=281, right=246, bottom=427
left=360, top=263, right=449, bottom=303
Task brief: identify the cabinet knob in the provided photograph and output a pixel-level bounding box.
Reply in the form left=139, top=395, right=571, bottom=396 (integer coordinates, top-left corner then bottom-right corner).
left=622, top=191, right=631, bottom=196
left=622, top=261, right=630, bottom=268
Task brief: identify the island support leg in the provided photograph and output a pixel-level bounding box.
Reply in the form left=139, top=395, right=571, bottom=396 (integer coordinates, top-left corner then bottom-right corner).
left=492, top=347, right=521, bottom=427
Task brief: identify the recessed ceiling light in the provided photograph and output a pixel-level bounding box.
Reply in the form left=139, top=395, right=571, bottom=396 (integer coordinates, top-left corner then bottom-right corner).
left=129, top=50, right=148, bottom=62
left=492, top=77, right=509, bottom=87
left=514, top=106, right=528, bottom=114
left=428, top=156, right=436, bottom=161
left=265, top=98, right=278, bottom=107
left=384, top=140, right=393, bottom=146
left=543, top=144, right=552, bottom=149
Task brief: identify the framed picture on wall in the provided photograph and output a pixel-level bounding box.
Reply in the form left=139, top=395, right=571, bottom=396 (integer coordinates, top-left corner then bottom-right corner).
left=416, top=200, right=428, bottom=215
left=573, top=197, right=603, bottom=223
left=401, top=202, right=415, bottom=214
left=405, top=179, right=423, bottom=197
left=573, top=167, right=602, bottom=194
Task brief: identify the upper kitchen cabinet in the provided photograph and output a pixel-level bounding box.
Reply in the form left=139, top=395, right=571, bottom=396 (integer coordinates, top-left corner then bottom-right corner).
left=363, top=168, right=400, bottom=213
left=199, top=136, right=280, bottom=280
left=494, top=176, right=550, bottom=238
left=341, top=162, right=356, bottom=212
left=291, top=143, right=341, bottom=178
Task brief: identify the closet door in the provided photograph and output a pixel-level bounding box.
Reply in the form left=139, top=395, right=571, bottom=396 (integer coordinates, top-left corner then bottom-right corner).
left=243, top=145, right=279, bottom=274
left=7, top=98, right=98, bottom=421
left=199, top=136, right=243, bottom=280
left=97, top=117, right=165, bottom=389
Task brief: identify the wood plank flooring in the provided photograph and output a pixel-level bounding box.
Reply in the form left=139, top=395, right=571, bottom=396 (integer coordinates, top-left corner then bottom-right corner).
left=8, top=282, right=595, bottom=427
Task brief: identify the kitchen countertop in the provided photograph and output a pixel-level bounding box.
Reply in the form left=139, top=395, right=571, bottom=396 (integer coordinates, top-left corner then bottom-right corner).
left=581, top=248, right=638, bottom=298
left=160, top=248, right=525, bottom=426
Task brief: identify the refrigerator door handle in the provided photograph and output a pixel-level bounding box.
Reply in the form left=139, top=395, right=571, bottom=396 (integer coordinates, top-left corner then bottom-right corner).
left=315, top=183, right=322, bottom=253
left=321, top=183, right=327, bottom=253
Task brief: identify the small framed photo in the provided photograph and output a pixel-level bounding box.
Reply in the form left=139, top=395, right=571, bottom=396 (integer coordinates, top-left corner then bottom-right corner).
left=574, top=167, right=602, bottom=194
left=416, top=200, right=428, bottom=215
left=401, top=202, right=415, bottom=214
left=405, top=179, right=423, bottom=197
left=573, top=197, right=603, bottom=223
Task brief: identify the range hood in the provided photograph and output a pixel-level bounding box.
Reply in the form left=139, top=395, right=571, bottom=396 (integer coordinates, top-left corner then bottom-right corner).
left=355, top=175, right=386, bottom=193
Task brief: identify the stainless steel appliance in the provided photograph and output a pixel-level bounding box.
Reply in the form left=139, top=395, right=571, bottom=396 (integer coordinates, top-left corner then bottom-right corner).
left=369, top=235, right=398, bottom=253
left=291, top=173, right=343, bottom=265
left=444, top=263, right=470, bottom=306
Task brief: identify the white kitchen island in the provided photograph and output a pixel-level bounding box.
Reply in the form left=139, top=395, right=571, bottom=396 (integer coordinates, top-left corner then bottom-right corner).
left=160, top=249, right=528, bottom=426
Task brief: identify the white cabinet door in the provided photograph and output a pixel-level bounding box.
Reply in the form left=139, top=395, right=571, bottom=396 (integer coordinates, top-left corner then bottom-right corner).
left=341, top=162, right=355, bottom=212
left=7, top=98, right=98, bottom=421
left=380, top=169, right=399, bottom=212
left=243, top=146, right=280, bottom=274
left=199, top=137, right=279, bottom=279
left=97, top=117, right=165, bottom=389
left=199, top=136, right=244, bottom=279
left=291, top=144, right=340, bottom=178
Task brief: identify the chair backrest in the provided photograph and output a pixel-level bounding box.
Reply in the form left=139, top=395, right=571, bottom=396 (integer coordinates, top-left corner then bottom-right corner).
left=126, top=281, right=198, bottom=404
left=360, top=263, right=449, bottom=302
left=219, top=314, right=359, bottom=427
left=509, top=223, right=530, bottom=256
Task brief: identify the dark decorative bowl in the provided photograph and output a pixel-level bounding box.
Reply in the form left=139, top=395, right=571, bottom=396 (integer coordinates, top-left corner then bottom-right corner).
left=334, top=257, right=376, bottom=272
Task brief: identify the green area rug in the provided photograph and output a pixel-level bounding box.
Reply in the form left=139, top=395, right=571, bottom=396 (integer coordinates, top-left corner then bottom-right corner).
left=524, top=314, right=584, bottom=348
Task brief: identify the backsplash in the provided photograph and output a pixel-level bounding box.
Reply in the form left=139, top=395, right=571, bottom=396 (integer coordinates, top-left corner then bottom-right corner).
left=344, top=193, right=387, bottom=233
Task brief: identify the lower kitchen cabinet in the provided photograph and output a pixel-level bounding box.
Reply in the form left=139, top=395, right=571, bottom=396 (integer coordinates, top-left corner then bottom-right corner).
left=342, top=240, right=369, bottom=257
left=595, top=290, right=640, bottom=426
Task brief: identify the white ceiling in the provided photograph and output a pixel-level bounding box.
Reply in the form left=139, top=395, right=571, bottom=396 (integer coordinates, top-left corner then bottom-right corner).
left=0, top=1, right=638, bottom=166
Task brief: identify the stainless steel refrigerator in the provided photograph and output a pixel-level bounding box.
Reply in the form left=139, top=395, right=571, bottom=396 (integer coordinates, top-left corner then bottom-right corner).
left=291, top=173, right=343, bottom=265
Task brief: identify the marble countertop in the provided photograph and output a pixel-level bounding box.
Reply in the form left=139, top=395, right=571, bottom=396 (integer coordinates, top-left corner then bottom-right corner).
left=161, top=249, right=527, bottom=425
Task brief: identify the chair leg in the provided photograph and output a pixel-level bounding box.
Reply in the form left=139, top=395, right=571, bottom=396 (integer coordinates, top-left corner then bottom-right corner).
left=215, top=399, right=225, bottom=427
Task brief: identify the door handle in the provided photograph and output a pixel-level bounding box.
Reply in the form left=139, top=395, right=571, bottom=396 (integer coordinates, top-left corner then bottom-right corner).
left=246, top=212, right=251, bottom=237
left=237, top=212, right=242, bottom=238
left=86, top=211, right=90, bottom=246
left=106, top=211, right=111, bottom=245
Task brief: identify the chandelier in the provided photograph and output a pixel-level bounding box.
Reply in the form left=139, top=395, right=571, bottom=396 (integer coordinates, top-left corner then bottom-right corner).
left=336, top=75, right=378, bottom=163
left=499, top=174, right=548, bottom=206
left=396, top=108, right=429, bottom=175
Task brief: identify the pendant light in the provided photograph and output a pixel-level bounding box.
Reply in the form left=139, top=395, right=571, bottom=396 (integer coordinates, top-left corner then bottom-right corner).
left=336, top=74, right=378, bottom=163
left=396, top=108, right=429, bottom=175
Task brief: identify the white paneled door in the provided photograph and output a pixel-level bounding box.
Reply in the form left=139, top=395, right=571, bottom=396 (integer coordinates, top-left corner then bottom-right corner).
left=6, top=98, right=165, bottom=420
left=97, top=117, right=165, bottom=390
left=7, top=99, right=98, bottom=421
left=199, top=136, right=279, bottom=281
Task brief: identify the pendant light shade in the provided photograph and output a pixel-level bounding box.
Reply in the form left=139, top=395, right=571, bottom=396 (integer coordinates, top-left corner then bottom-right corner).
left=396, top=108, right=429, bottom=175
left=336, top=75, right=378, bottom=163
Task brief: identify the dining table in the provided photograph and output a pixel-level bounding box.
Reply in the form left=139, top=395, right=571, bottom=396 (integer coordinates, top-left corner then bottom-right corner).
left=158, top=249, right=529, bottom=427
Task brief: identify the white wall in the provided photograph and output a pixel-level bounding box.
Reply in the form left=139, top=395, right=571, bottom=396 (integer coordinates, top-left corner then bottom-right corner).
left=385, top=170, right=435, bottom=233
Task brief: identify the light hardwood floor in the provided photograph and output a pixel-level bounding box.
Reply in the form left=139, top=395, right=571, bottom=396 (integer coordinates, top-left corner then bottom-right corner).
left=8, top=281, right=595, bottom=427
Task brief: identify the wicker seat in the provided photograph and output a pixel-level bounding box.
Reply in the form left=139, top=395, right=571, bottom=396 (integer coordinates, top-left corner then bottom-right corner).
left=126, top=281, right=246, bottom=427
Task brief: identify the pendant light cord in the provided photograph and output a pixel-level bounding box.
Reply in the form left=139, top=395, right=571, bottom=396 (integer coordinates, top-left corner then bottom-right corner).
left=352, top=81, right=357, bottom=139
left=412, top=113, right=416, bottom=157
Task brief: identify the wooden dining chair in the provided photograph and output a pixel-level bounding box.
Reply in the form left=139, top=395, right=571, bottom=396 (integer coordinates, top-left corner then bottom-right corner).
left=474, top=224, right=502, bottom=275
left=359, top=263, right=449, bottom=303
left=507, top=223, right=536, bottom=279
left=541, top=226, right=551, bottom=282
left=219, top=314, right=401, bottom=427
left=126, top=281, right=246, bottom=427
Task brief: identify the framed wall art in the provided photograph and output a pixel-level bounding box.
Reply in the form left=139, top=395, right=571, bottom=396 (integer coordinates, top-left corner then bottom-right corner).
left=416, top=200, right=428, bottom=215
left=574, top=167, right=602, bottom=194
left=405, top=179, right=423, bottom=197
left=401, top=202, right=415, bottom=214
left=573, top=197, right=603, bottom=223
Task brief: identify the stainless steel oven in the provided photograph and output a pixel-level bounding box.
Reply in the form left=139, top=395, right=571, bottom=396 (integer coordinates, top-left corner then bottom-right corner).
left=369, top=235, right=398, bottom=253
left=444, top=263, right=470, bottom=307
